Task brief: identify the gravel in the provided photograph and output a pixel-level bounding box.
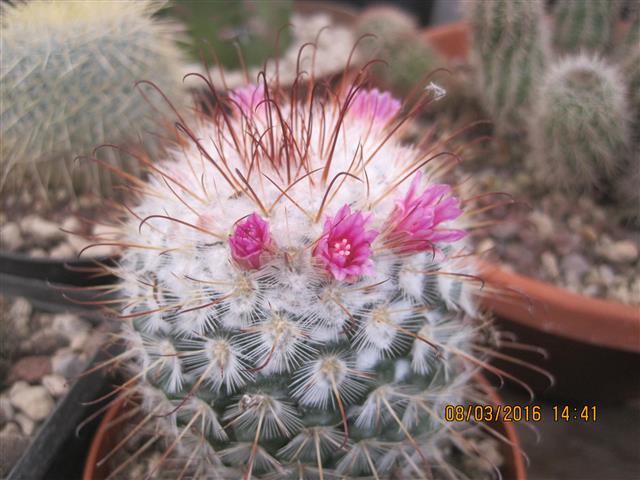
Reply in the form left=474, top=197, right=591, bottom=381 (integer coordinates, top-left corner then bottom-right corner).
left=468, top=166, right=640, bottom=305
left=0, top=296, right=104, bottom=472
left=0, top=189, right=117, bottom=259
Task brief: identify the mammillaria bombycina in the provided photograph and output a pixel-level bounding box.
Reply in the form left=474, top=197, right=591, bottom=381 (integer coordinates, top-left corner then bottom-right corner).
left=97, top=73, right=529, bottom=479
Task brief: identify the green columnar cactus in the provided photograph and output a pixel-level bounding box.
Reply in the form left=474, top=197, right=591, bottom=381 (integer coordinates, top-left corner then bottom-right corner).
left=105, top=80, right=506, bottom=478
left=466, top=0, right=550, bottom=138
left=552, top=0, right=617, bottom=54
left=530, top=54, right=630, bottom=191
left=0, top=0, right=187, bottom=197
left=355, top=6, right=443, bottom=96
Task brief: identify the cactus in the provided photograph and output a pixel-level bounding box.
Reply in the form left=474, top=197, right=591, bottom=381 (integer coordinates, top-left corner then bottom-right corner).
left=164, top=0, right=292, bottom=68
left=0, top=0, right=187, bottom=197
left=102, top=79, right=510, bottom=478
left=622, top=2, right=640, bottom=52
left=529, top=54, right=630, bottom=192
left=355, top=6, right=443, bottom=96
left=552, top=0, right=617, bottom=54
left=466, top=0, right=549, bottom=137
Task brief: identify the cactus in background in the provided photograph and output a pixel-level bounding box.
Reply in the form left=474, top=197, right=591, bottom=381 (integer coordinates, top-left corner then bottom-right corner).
left=552, top=0, right=617, bottom=54
left=529, top=54, right=630, bottom=191
left=621, top=46, right=640, bottom=127
left=355, top=6, right=443, bottom=96
left=102, top=79, right=511, bottom=478
left=0, top=0, right=187, bottom=197
left=164, top=0, right=292, bottom=68
left=466, top=0, right=549, bottom=138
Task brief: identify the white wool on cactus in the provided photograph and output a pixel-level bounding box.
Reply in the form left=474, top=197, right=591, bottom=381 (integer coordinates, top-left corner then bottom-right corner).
left=100, top=74, right=516, bottom=479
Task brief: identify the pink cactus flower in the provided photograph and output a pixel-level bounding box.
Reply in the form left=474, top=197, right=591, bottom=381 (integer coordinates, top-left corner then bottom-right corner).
left=229, top=213, right=272, bottom=269
left=348, top=88, right=401, bottom=125
left=387, top=172, right=465, bottom=253
left=229, top=84, right=265, bottom=116
left=314, top=205, right=379, bottom=281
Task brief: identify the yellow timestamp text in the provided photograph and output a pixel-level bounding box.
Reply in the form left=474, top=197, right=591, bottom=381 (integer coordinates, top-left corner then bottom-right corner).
left=444, top=405, right=598, bottom=423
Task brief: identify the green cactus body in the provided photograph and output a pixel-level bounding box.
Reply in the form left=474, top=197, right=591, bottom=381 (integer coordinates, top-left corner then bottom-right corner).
left=355, top=6, right=443, bottom=96
left=163, top=0, right=292, bottom=68
left=552, top=0, right=617, bottom=54
left=106, top=80, right=503, bottom=478
left=0, top=0, right=187, bottom=196
left=530, top=54, right=630, bottom=191
left=467, top=0, right=549, bottom=138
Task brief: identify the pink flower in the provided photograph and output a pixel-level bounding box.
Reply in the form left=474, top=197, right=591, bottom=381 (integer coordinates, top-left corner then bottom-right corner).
left=314, top=205, right=379, bottom=281
left=348, top=88, right=401, bottom=125
left=229, top=213, right=272, bottom=269
left=387, top=172, right=465, bottom=253
left=229, top=84, right=265, bottom=116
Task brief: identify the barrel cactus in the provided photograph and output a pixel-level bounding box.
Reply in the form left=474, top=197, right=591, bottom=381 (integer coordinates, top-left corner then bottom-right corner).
left=466, top=0, right=550, bottom=138
left=552, top=0, right=617, bottom=54
left=355, top=6, right=443, bottom=96
left=101, top=76, right=513, bottom=478
left=0, top=0, right=187, bottom=197
left=529, top=54, right=630, bottom=192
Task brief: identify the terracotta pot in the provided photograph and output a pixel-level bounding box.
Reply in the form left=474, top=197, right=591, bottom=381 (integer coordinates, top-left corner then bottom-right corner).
left=84, top=375, right=525, bottom=480
left=422, top=22, right=640, bottom=401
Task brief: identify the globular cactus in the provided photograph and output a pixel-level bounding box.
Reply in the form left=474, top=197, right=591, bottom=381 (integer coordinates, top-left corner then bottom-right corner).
left=529, top=54, right=630, bottom=192
left=355, top=6, right=443, bottom=96
left=552, top=0, right=617, bottom=54
left=466, top=0, right=550, bottom=137
left=0, top=0, right=187, bottom=197
left=164, top=0, right=292, bottom=68
left=103, top=78, right=508, bottom=479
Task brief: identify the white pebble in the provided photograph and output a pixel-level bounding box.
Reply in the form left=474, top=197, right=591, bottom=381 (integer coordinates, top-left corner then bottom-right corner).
left=20, top=215, right=64, bottom=244
left=9, top=385, right=54, bottom=421
left=0, top=222, right=22, bottom=251
left=42, top=374, right=68, bottom=398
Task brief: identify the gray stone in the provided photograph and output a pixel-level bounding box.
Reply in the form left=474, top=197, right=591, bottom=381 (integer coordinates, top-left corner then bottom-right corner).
left=14, top=413, right=35, bottom=436
left=598, top=265, right=615, bottom=285
left=9, top=385, right=54, bottom=421
left=0, top=222, right=22, bottom=251
left=561, top=253, right=590, bottom=278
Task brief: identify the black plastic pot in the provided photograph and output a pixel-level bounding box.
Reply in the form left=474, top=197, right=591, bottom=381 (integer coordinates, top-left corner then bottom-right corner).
left=0, top=251, right=116, bottom=287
